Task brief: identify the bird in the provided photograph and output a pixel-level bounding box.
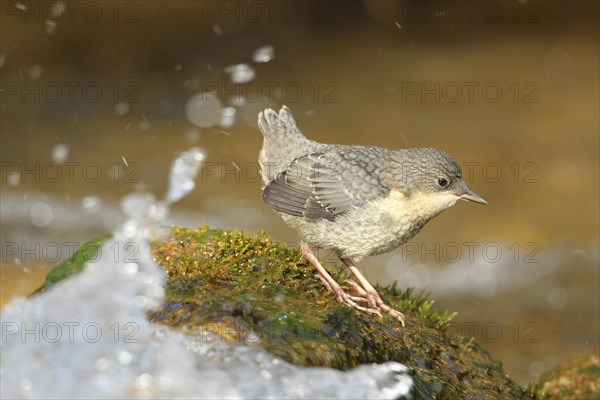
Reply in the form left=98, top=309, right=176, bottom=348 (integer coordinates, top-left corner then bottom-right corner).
left=257, top=106, right=486, bottom=325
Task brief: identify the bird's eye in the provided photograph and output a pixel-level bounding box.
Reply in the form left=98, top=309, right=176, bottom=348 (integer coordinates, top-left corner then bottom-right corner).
left=437, top=177, right=449, bottom=187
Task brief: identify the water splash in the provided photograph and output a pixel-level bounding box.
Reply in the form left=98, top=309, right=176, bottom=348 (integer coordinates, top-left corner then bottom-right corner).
left=0, top=148, right=412, bottom=399
left=165, top=147, right=205, bottom=204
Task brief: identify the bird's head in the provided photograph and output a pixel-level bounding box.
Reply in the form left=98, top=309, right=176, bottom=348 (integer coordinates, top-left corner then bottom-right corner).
left=390, top=148, right=487, bottom=216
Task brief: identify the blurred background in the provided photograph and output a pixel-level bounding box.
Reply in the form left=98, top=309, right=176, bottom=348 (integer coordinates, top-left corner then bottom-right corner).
left=1, top=0, right=598, bottom=385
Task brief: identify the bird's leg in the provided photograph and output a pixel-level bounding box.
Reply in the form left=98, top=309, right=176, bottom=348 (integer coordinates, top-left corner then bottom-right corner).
left=300, top=244, right=381, bottom=316
left=319, top=276, right=367, bottom=304
left=340, top=257, right=406, bottom=326
left=343, top=279, right=369, bottom=297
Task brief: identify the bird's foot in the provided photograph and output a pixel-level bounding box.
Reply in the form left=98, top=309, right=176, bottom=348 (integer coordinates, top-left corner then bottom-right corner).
left=343, top=278, right=406, bottom=326
left=371, top=298, right=406, bottom=326
left=330, top=282, right=382, bottom=317
left=301, top=244, right=392, bottom=321
left=315, top=268, right=381, bottom=316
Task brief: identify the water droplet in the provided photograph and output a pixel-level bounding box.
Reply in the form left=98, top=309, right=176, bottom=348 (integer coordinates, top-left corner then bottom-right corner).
left=218, top=106, right=236, bottom=128
left=139, top=120, right=151, bottom=131
left=135, top=373, right=154, bottom=389
left=275, top=312, right=288, bottom=321
left=165, top=148, right=205, bottom=203
left=543, top=47, right=577, bottom=86
left=570, top=248, right=586, bottom=260
left=224, top=63, right=255, bottom=84
left=30, top=201, right=53, bottom=227
left=82, top=196, right=102, bottom=214
left=48, top=1, right=66, bottom=19
left=113, top=102, right=130, bottom=116
left=186, top=93, right=221, bottom=128
left=135, top=295, right=148, bottom=308
left=252, top=45, right=275, bottom=63
left=95, top=357, right=109, bottom=371
left=51, top=143, right=69, bottom=163
left=117, top=350, right=133, bottom=365
left=141, top=273, right=154, bottom=284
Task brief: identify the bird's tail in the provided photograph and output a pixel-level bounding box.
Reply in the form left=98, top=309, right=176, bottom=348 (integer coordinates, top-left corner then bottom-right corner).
left=258, top=106, right=314, bottom=184
left=258, top=106, right=307, bottom=141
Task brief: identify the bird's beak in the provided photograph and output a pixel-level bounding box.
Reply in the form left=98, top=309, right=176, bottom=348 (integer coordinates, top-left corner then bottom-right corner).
left=460, top=190, right=487, bottom=205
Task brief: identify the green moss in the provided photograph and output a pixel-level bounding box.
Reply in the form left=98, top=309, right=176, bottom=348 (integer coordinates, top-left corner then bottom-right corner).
left=33, top=234, right=112, bottom=294
left=537, top=356, right=600, bottom=399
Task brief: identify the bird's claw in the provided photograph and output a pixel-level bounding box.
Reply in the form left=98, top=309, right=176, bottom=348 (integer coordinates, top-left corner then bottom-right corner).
left=343, top=279, right=405, bottom=326
left=305, top=248, right=404, bottom=325
left=331, top=286, right=382, bottom=317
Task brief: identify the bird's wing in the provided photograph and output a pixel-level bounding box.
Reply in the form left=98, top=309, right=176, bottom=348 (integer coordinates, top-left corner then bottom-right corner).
left=262, top=150, right=389, bottom=221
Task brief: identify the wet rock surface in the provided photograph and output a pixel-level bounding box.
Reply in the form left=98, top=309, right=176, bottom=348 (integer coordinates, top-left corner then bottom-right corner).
left=149, top=226, right=531, bottom=399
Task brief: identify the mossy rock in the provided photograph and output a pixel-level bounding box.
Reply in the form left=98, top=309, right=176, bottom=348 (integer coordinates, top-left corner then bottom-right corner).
left=35, top=226, right=537, bottom=399
left=537, top=356, right=599, bottom=399
left=33, top=233, right=111, bottom=294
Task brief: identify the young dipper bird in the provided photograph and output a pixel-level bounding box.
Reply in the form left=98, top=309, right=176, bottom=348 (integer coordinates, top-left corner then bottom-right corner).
left=258, top=106, right=486, bottom=325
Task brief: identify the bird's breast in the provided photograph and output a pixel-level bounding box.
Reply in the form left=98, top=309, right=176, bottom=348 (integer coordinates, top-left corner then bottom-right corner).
left=282, top=189, right=458, bottom=259
left=378, top=189, right=458, bottom=225
left=346, top=189, right=457, bottom=257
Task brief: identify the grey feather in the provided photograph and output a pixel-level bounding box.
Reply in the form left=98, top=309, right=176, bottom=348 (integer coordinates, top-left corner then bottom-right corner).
left=262, top=150, right=390, bottom=221
left=258, top=107, right=325, bottom=183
